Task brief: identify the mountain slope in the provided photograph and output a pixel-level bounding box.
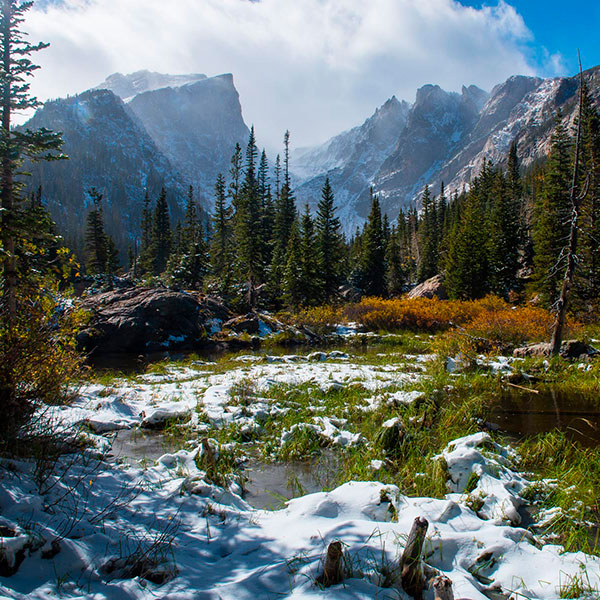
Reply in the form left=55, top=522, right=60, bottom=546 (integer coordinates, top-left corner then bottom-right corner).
left=22, top=89, right=187, bottom=256
left=293, top=66, right=600, bottom=231
left=292, top=96, right=410, bottom=228
left=125, top=73, right=250, bottom=203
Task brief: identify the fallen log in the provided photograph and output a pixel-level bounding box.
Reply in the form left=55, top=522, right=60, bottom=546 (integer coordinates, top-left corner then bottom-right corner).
left=401, top=516, right=429, bottom=600
left=316, top=541, right=343, bottom=587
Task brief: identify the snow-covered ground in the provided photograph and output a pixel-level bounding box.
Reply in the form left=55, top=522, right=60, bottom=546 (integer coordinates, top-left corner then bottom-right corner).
left=1, top=351, right=599, bottom=599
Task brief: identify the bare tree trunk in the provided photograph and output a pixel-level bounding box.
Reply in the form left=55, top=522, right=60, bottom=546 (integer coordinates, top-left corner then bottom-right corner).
left=316, top=541, right=343, bottom=587
left=551, top=53, right=586, bottom=355
left=401, top=516, right=429, bottom=600
left=1, top=0, right=16, bottom=329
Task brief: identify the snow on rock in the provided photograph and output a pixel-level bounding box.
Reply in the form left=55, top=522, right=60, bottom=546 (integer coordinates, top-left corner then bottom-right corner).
left=440, top=433, right=527, bottom=525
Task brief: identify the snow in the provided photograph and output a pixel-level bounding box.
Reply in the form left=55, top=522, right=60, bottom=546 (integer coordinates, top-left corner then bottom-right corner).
left=3, top=352, right=600, bottom=599
left=1, top=431, right=599, bottom=599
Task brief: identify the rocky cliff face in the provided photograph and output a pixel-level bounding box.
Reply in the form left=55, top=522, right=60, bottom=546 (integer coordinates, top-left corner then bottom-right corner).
left=23, top=89, right=187, bottom=256
left=125, top=73, right=250, bottom=203
left=292, top=96, right=410, bottom=228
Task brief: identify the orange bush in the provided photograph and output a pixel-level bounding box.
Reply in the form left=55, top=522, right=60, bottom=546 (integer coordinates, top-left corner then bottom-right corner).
left=297, top=295, right=581, bottom=346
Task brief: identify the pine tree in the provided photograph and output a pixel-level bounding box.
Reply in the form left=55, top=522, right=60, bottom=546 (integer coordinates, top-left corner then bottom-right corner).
left=487, top=170, right=520, bottom=298
left=532, top=112, right=573, bottom=305
left=169, top=185, right=208, bottom=288
left=151, top=187, right=172, bottom=275
left=235, top=127, right=263, bottom=304
left=298, top=205, right=321, bottom=306
left=258, top=149, right=275, bottom=268
left=575, top=85, right=600, bottom=309
left=316, top=177, right=344, bottom=302
left=210, top=173, right=234, bottom=294
left=386, top=227, right=406, bottom=296
left=360, top=190, right=386, bottom=296
left=282, top=220, right=303, bottom=308
left=85, top=188, right=108, bottom=275
left=141, top=189, right=152, bottom=253
left=270, top=131, right=297, bottom=303
left=0, top=0, right=64, bottom=326
left=445, top=191, right=489, bottom=300
left=417, top=185, right=438, bottom=282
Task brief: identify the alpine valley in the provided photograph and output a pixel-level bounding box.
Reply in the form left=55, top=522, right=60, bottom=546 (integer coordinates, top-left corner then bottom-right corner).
left=23, top=65, right=600, bottom=250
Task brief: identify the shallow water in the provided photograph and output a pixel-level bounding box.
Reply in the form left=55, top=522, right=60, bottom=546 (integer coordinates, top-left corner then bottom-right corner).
left=243, top=451, right=342, bottom=510
left=109, top=429, right=180, bottom=463
left=492, top=387, right=600, bottom=446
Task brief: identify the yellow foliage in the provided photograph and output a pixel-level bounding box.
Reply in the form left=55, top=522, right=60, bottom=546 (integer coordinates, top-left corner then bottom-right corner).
left=299, top=295, right=581, bottom=346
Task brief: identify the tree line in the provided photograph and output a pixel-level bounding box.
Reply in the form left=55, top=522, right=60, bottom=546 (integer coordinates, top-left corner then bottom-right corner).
left=83, top=89, right=600, bottom=317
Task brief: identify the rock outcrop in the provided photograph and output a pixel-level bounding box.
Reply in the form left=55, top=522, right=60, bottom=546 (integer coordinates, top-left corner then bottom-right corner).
left=78, top=288, right=204, bottom=355
left=407, top=274, right=447, bottom=300
left=513, top=340, right=599, bottom=359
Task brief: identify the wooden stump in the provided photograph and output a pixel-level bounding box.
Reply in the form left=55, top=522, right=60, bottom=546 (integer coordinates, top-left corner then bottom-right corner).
left=433, top=575, right=454, bottom=600
left=316, top=541, right=343, bottom=587
left=400, top=516, right=429, bottom=600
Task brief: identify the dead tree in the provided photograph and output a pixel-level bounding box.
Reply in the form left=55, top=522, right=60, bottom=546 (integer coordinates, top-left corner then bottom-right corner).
left=551, top=52, right=588, bottom=355
left=401, top=516, right=429, bottom=600
left=433, top=575, right=455, bottom=600
left=316, top=541, right=343, bottom=587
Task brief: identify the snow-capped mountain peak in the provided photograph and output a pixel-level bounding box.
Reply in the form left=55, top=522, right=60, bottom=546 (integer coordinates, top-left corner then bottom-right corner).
left=94, top=70, right=208, bottom=101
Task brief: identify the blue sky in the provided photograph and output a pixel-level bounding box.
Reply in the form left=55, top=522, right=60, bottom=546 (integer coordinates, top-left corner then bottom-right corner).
left=459, top=1, right=600, bottom=75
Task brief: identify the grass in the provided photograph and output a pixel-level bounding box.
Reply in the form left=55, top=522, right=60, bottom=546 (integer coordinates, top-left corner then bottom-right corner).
left=81, top=326, right=600, bottom=558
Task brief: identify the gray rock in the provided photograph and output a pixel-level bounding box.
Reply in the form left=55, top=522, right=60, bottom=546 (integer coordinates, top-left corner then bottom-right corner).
left=407, top=274, right=447, bottom=300
left=78, top=287, right=203, bottom=355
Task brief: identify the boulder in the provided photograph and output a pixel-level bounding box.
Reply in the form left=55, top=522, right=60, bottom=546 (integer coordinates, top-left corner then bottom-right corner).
left=513, top=339, right=599, bottom=359
left=223, top=313, right=260, bottom=335
left=339, top=283, right=362, bottom=303
left=407, top=274, right=447, bottom=300
left=77, top=287, right=203, bottom=355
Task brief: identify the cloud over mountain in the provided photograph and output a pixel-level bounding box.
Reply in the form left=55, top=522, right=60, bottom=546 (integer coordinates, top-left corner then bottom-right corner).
left=26, top=0, right=544, bottom=149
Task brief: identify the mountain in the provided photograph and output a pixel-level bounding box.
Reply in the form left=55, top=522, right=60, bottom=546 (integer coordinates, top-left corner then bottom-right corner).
left=95, top=71, right=250, bottom=203
left=94, top=70, right=207, bottom=100
left=22, top=89, right=187, bottom=256
left=23, top=70, right=251, bottom=257
left=292, top=66, right=600, bottom=232
left=292, top=96, right=410, bottom=228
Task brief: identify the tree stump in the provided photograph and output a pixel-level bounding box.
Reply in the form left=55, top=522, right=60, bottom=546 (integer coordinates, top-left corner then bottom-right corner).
left=316, top=541, right=343, bottom=587
left=433, top=575, right=454, bottom=600
left=400, top=516, right=429, bottom=600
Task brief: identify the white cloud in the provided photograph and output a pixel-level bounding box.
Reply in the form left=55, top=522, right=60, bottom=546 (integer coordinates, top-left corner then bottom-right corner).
left=25, top=0, right=538, bottom=151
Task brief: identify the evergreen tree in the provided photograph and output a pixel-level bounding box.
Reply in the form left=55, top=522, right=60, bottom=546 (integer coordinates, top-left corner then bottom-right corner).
left=258, top=149, right=275, bottom=268
left=210, top=173, right=234, bottom=293
left=360, top=190, right=386, bottom=296
left=487, top=170, right=520, bottom=297
left=298, top=205, right=321, bottom=306
left=0, top=0, right=64, bottom=325
left=270, top=131, right=297, bottom=302
left=316, top=177, right=344, bottom=302
left=235, top=127, right=263, bottom=304
left=282, top=220, right=303, bottom=308
left=151, top=187, right=172, bottom=275
left=386, top=227, right=406, bottom=296
left=445, top=191, right=489, bottom=299
left=85, top=188, right=108, bottom=275
left=575, top=85, right=600, bottom=308
left=532, top=112, right=573, bottom=305
left=417, top=185, right=438, bottom=282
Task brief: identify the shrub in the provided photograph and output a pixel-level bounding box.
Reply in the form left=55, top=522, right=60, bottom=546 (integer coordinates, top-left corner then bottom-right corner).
left=0, top=278, right=84, bottom=454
